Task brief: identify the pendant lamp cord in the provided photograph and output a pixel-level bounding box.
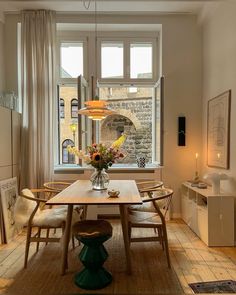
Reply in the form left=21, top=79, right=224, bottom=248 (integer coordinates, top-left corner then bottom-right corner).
left=83, top=0, right=98, bottom=99
left=95, top=0, right=98, bottom=97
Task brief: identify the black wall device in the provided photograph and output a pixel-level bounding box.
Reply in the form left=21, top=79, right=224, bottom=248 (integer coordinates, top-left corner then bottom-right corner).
left=178, top=116, right=186, bottom=146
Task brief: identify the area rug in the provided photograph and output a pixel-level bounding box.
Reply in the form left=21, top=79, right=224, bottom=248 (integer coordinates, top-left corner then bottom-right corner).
left=189, top=280, right=236, bottom=293
left=2, top=221, right=183, bottom=295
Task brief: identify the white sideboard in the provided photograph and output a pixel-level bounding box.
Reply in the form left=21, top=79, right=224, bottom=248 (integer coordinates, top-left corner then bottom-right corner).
left=181, top=182, right=234, bottom=246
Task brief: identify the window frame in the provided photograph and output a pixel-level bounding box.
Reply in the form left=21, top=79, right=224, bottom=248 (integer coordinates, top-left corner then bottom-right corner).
left=97, top=37, right=158, bottom=85
left=59, top=98, right=65, bottom=119
left=57, top=35, right=88, bottom=84
left=62, top=139, right=75, bottom=164
left=71, top=98, right=78, bottom=118
left=55, top=30, right=162, bottom=167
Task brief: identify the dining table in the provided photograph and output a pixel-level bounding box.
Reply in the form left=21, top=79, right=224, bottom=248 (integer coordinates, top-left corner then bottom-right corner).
left=46, top=179, right=142, bottom=275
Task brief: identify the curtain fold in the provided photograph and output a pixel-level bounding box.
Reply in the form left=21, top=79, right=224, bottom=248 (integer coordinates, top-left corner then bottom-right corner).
left=20, top=10, right=56, bottom=189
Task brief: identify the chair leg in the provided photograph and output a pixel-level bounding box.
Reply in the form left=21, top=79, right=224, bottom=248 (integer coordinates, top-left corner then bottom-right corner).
left=128, top=223, right=132, bottom=244
left=36, top=227, right=41, bottom=252
left=24, top=226, right=32, bottom=269
left=46, top=229, right=50, bottom=245
left=158, top=228, right=164, bottom=250
left=162, top=225, right=171, bottom=268
left=82, top=205, right=88, bottom=220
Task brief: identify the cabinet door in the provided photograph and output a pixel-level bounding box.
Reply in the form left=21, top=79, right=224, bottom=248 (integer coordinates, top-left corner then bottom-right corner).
left=208, top=197, right=234, bottom=246
left=189, top=199, right=199, bottom=235
left=181, top=194, right=189, bottom=223
left=197, top=205, right=208, bottom=245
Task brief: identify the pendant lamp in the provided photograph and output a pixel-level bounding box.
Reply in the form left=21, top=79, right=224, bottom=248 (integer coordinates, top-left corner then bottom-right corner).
left=79, top=99, right=116, bottom=121
left=78, top=0, right=116, bottom=121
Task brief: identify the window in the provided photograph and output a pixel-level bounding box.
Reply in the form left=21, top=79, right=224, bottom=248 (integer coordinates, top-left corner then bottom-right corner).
left=56, top=32, right=161, bottom=167
left=99, top=85, right=161, bottom=164
left=98, top=38, right=157, bottom=83
left=58, top=85, right=79, bottom=165
left=130, top=43, right=152, bottom=79
left=101, top=42, right=124, bottom=79
left=59, top=98, right=65, bottom=119
left=71, top=99, right=78, bottom=118
left=62, top=139, right=75, bottom=164
left=60, top=42, right=84, bottom=78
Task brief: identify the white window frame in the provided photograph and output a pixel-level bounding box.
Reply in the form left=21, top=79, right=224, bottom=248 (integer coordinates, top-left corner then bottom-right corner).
left=55, top=30, right=162, bottom=166
left=57, top=35, right=88, bottom=84
left=97, top=37, right=158, bottom=85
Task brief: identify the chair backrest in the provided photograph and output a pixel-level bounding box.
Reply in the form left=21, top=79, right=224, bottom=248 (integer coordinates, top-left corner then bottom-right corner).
left=14, top=188, right=52, bottom=227
left=43, top=181, right=72, bottom=193
left=136, top=180, right=163, bottom=193
left=14, top=189, right=38, bottom=227
left=142, top=187, right=173, bottom=218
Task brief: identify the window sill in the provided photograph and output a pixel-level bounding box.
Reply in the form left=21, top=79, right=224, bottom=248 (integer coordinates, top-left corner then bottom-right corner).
left=54, top=163, right=162, bottom=174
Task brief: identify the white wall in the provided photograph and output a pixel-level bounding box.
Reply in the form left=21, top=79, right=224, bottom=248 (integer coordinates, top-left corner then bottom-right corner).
left=202, top=2, right=236, bottom=193
left=161, top=15, right=202, bottom=216
left=4, top=13, right=202, bottom=216
left=0, top=20, right=5, bottom=92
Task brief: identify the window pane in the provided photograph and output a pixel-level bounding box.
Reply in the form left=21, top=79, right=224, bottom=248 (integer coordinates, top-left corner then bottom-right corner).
left=71, top=99, right=78, bottom=118
left=100, top=87, right=152, bottom=100
left=59, top=86, right=78, bottom=165
left=60, top=42, right=83, bottom=78
left=130, top=43, right=152, bottom=79
left=58, top=84, right=91, bottom=166
left=101, top=42, right=123, bottom=79
left=62, top=139, right=75, bottom=164
left=99, top=87, right=156, bottom=164
left=59, top=98, right=65, bottom=118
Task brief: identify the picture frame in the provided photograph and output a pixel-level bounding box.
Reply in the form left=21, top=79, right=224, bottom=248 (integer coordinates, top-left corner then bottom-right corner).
left=207, top=90, right=231, bottom=169
left=0, top=177, right=19, bottom=243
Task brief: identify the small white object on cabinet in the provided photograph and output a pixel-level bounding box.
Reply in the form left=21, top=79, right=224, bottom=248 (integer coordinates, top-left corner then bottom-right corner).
left=181, top=182, right=234, bottom=246
left=203, top=173, right=229, bottom=194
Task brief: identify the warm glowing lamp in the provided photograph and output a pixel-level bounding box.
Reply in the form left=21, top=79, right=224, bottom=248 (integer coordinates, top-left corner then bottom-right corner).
left=193, top=152, right=200, bottom=183
left=70, top=122, right=77, bottom=133
left=78, top=100, right=116, bottom=121
left=78, top=0, right=116, bottom=121
left=70, top=122, right=77, bottom=143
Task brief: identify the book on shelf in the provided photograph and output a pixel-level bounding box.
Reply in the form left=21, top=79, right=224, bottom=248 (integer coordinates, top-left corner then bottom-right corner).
left=186, top=180, right=207, bottom=189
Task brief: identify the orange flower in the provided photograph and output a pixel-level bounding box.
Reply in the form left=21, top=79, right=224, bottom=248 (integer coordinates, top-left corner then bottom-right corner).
left=92, top=152, right=101, bottom=162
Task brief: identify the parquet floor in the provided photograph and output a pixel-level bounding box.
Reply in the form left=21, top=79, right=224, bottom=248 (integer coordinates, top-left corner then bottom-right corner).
left=1, top=219, right=236, bottom=294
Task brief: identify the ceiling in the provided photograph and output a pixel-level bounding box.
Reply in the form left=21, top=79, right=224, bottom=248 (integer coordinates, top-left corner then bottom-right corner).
left=0, top=1, right=221, bottom=15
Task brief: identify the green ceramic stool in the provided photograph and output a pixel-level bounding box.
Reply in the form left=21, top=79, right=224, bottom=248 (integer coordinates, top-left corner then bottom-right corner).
left=72, top=219, right=113, bottom=290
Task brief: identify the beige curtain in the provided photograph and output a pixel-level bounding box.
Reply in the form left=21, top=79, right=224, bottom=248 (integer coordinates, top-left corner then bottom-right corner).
left=20, top=10, right=56, bottom=189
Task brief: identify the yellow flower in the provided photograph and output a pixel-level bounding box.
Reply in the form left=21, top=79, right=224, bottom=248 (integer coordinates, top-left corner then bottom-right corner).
left=111, top=134, right=127, bottom=149
left=92, top=152, right=101, bottom=162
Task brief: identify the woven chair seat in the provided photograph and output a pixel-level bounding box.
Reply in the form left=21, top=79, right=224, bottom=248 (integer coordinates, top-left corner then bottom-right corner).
left=128, top=210, right=162, bottom=225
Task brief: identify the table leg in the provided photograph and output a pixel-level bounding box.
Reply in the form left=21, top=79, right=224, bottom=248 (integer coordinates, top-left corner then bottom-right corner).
left=119, top=204, right=131, bottom=274
left=61, top=204, right=73, bottom=275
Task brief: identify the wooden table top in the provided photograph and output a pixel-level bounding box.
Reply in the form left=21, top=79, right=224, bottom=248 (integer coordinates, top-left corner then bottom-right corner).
left=46, top=180, right=142, bottom=205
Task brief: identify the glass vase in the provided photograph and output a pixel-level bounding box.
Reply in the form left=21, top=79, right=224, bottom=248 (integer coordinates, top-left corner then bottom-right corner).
left=90, top=168, right=110, bottom=190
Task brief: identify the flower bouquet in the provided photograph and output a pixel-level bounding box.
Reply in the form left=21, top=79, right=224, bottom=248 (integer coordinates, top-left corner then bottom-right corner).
left=67, top=134, right=126, bottom=190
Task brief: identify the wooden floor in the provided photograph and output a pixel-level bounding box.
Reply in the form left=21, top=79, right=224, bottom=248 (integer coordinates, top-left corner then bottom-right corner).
left=1, top=219, right=236, bottom=294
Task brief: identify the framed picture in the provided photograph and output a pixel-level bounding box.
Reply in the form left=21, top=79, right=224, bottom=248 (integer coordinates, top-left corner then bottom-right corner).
left=0, top=177, right=19, bottom=243
left=207, top=90, right=231, bottom=169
